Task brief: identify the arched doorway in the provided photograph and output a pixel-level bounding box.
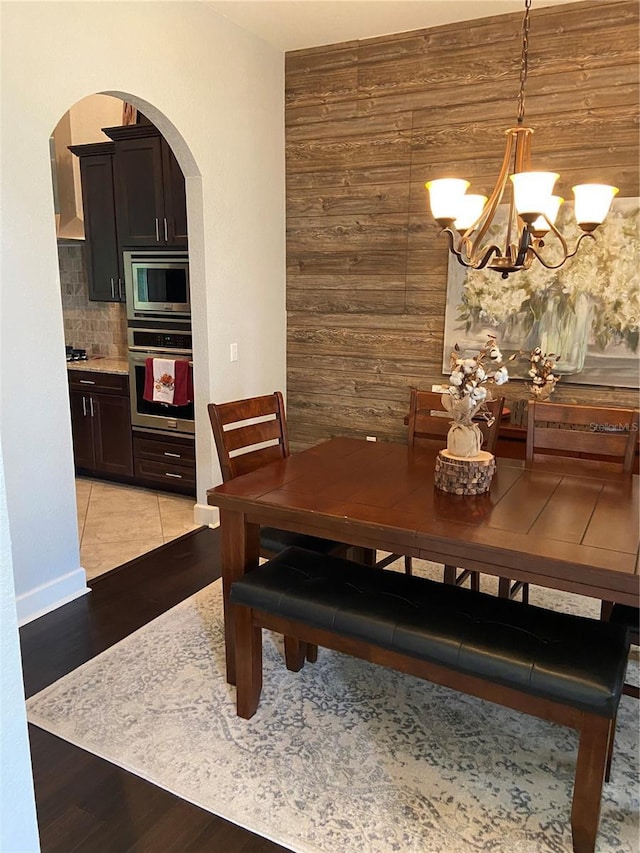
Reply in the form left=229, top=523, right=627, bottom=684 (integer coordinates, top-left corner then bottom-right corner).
left=50, top=92, right=213, bottom=583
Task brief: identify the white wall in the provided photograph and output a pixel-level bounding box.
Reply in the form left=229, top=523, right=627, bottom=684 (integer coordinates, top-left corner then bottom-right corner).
left=0, top=1, right=286, bottom=622
left=0, top=439, right=40, bottom=852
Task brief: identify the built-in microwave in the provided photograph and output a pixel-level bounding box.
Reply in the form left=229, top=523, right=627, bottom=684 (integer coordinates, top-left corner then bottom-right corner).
left=124, top=250, right=190, bottom=321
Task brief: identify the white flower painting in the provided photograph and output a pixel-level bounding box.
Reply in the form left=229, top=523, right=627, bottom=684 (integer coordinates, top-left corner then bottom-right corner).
left=442, top=197, right=640, bottom=388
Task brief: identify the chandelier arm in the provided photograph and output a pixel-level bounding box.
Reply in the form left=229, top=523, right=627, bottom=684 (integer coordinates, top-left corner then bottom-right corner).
left=474, top=244, right=505, bottom=270
left=440, top=228, right=468, bottom=264
left=528, top=233, right=595, bottom=269
left=514, top=225, right=532, bottom=267
left=439, top=228, right=504, bottom=270
left=466, top=130, right=517, bottom=260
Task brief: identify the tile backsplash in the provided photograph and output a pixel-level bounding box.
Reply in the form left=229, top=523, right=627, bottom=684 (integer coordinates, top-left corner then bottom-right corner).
left=59, top=244, right=127, bottom=357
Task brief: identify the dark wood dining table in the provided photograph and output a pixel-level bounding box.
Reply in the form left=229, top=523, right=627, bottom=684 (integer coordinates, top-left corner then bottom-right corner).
left=207, top=436, right=640, bottom=684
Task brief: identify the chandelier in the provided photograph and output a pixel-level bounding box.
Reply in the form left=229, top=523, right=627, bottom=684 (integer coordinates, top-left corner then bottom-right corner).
left=424, top=0, right=618, bottom=278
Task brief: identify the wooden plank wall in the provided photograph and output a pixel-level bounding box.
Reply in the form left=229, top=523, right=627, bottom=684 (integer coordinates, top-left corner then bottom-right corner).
left=285, top=0, right=639, bottom=450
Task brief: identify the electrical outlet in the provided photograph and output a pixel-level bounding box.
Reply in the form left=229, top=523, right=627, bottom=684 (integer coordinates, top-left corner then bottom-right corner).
left=230, top=342, right=238, bottom=362
left=366, top=435, right=377, bottom=442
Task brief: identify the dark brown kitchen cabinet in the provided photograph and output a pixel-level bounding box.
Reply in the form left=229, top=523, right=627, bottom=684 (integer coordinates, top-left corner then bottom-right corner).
left=67, top=142, right=124, bottom=302
left=68, top=371, right=133, bottom=477
left=105, top=124, right=187, bottom=249
left=132, top=430, right=196, bottom=496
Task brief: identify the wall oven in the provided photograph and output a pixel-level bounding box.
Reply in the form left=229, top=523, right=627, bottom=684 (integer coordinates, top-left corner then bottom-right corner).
left=128, top=327, right=194, bottom=434
left=124, top=250, right=190, bottom=321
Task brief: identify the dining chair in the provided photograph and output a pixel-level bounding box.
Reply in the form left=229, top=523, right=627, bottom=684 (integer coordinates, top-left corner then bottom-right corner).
left=376, top=390, right=518, bottom=598
left=528, top=401, right=639, bottom=648
left=208, top=391, right=350, bottom=559
left=525, top=401, right=639, bottom=471
left=208, top=391, right=351, bottom=666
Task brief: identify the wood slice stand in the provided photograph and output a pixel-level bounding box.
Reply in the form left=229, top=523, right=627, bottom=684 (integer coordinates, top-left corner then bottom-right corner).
left=434, top=449, right=496, bottom=495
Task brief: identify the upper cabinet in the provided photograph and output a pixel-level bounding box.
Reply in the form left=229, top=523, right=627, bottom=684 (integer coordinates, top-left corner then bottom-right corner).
left=68, top=141, right=123, bottom=302
left=70, top=122, right=188, bottom=301
left=104, top=124, right=188, bottom=249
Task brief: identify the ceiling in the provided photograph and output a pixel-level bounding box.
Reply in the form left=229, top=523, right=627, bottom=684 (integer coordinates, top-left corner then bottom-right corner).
left=208, top=0, right=585, bottom=52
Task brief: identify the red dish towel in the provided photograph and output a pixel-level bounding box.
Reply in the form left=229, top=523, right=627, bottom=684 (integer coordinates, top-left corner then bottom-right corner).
left=143, top=358, right=193, bottom=406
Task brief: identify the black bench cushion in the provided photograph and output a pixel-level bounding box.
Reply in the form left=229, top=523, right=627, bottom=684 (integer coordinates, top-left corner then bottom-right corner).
left=230, top=547, right=630, bottom=718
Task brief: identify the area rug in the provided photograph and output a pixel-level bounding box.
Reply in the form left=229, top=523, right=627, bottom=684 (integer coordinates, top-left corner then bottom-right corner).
left=27, top=560, right=639, bottom=853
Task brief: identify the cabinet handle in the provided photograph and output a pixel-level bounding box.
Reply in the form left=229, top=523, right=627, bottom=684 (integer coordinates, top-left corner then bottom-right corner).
left=155, top=218, right=160, bottom=242
left=163, top=217, right=168, bottom=242
left=82, top=396, right=87, bottom=416
left=79, top=379, right=96, bottom=385
left=165, top=472, right=183, bottom=479
left=118, top=278, right=124, bottom=300
left=164, top=451, right=181, bottom=458
left=110, top=277, right=115, bottom=299
left=89, top=397, right=95, bottom=417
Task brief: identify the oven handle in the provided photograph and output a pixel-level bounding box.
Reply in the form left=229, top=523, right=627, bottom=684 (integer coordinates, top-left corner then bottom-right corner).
left=129, top=353, right=193, bottom=366
left=128, top=345, right=193, bottom=356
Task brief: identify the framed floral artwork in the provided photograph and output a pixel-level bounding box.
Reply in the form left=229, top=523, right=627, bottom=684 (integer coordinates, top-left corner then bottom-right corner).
left=442, top=196, right=640, bottom=388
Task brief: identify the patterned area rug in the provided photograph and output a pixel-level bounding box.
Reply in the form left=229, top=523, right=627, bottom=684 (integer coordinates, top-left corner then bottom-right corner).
left=27, top=560, right=639, bottom=853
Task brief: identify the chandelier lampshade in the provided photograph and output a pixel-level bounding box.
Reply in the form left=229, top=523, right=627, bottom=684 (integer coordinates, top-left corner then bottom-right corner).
left=573, top=184, right=619, bottom=231
left=424, top=0, right=618, bottom=278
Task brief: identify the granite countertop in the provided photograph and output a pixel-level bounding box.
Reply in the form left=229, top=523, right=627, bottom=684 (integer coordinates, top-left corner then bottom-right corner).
left=67, top=356, right=129, bottom=375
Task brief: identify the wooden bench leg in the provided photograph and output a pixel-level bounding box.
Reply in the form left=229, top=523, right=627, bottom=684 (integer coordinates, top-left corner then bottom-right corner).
left=306, top=644, right=318, bottom=663
left=571, top=714, right=614, bottom=853
left=234, top=605, right=263, bottom=719
left=284, top=636, right=307, bottom=671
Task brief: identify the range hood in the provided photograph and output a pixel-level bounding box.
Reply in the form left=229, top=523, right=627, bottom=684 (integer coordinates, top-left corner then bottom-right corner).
left=51, top=96, right=124, bottom=243
left=51, top=113, right=85, bottom=242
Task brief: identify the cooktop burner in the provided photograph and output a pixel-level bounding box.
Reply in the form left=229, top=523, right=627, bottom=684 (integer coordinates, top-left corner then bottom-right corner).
left=66, top=346, right=88, bottom=362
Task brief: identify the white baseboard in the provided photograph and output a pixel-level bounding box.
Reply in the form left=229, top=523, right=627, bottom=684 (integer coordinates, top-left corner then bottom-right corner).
left=17, top=568, right=90, bottom=626
left=195, top=502, right=219, bottom=528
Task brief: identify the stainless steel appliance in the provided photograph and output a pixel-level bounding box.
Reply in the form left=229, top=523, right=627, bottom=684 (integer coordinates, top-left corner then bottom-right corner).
left=124, top=250, right=190, bottom=321
left=128, top=326, right=194, bottom=434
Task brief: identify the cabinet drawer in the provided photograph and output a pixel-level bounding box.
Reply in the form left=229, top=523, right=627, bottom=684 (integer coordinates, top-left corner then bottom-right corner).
left=134, top=457, right=195, bottom=486
left=68, top=370, right=129, bottom=395
left=133, top=435, right=195, bottom=464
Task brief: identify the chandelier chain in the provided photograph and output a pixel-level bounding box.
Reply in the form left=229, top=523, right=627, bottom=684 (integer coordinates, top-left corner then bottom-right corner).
left=517, top=0, right=531, bottom=124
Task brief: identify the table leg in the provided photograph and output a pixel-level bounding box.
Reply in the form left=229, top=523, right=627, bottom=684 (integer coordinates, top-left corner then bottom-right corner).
left=220, top=509, right=260, bottom=685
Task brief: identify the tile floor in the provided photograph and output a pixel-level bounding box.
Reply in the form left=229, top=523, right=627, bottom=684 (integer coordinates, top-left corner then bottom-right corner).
left=75, top=477, right=202, bottom=581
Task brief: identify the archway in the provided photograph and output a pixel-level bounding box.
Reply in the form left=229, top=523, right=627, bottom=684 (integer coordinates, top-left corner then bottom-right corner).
left=49, top=91, right=215, bottom=584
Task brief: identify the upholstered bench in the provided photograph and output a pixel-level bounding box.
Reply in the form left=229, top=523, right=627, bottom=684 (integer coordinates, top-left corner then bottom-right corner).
left=230, top=546, right=630, bottom=853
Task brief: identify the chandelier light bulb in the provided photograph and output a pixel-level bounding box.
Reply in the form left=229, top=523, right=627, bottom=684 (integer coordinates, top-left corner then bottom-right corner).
left=531, top=195, right=564, bottom=236
left=509, top=172, right=559, bottom=222
left=572, top=184, right=619, bottom=231
left=454, top=194, right=488, bottom=231
left=425, top=179, right=470, bottom=226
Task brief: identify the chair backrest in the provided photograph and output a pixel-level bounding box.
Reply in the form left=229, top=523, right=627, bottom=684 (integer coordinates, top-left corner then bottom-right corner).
left=208, top=391, right=290, bottom=482
left=407, top=389, right=505, bottom=454
left=526, top=401, right=639, bottom=472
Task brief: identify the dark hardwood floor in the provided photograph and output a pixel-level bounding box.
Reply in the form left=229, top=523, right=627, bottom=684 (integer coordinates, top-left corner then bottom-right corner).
left=21, top=527, right=292, bottom=853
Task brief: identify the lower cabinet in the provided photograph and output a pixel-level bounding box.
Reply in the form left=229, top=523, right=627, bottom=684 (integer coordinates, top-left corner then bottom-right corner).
left=69, top=370, right=196, bottom=494
left=133, top=430, right=196, bottom=495
left=69, top=372, right=133, bottom=477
